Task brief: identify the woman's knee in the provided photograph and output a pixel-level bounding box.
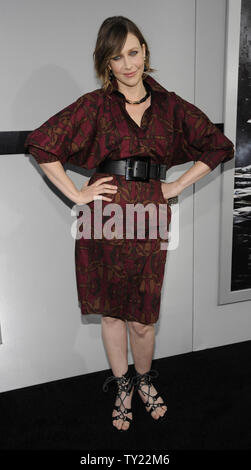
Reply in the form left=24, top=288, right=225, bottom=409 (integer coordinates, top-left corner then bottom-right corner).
left=128, top=321, right=154, bottom=336
left=102, top=315, right=125, bottom=325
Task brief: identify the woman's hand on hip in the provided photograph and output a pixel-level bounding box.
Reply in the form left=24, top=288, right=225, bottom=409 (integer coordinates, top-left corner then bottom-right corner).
left=75, top=176, right=118, bottom=205
left=161, top=180, right=183, bottom=201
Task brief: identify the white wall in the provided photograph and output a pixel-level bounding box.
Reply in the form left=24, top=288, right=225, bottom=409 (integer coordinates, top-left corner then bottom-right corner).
left=193, top=0, right=251, bottom=350
left=0, top=0, right=250, bottom=394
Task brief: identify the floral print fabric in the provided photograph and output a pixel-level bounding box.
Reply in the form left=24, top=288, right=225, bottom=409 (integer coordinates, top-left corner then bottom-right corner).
left=24, top=75, right=234, bottom=324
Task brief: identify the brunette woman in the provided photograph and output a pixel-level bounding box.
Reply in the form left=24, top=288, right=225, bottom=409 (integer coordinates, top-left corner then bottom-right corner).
left=24, top=16, right=234, bottom=432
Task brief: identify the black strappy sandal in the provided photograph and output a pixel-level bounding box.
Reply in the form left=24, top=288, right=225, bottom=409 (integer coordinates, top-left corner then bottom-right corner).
left=132, top=368, right=167, bottom=423
left=102, top=368, right=134, bottom=432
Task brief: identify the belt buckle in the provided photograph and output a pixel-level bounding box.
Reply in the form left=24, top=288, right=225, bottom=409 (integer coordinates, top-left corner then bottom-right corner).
left=125, top=157, right=151, bottom=182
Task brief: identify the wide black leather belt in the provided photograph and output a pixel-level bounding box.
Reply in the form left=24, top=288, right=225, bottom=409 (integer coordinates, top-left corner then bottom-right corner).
left=96, top=157, right=167, bottom=182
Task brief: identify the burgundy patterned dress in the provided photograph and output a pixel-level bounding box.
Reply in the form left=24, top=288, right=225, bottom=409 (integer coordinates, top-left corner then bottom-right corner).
left=24, top=75, right=234, bottom=324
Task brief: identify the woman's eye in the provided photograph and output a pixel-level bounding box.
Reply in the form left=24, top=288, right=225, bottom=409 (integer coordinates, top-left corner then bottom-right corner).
left=112, top=51, right=138, bottom=61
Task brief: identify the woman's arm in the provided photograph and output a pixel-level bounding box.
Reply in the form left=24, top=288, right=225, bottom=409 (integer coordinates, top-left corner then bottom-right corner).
left=39, top=161, right=117, bottom=204
left=40, top=161, right=81, bottom=203
left=161, top=161, right=211, bottom=200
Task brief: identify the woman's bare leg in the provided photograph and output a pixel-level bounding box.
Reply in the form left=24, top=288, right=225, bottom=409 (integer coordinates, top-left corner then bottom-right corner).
left=127, top=321, right=167, bottom=419
left=101, top=316, right=134, bottom=430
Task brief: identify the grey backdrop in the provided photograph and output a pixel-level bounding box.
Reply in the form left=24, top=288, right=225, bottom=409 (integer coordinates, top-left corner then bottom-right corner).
left=1, top=0, right=250, bottom=394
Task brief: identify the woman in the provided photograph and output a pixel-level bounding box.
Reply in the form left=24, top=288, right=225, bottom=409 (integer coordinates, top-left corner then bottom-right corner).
left=24, top=16, right=235, bottom=432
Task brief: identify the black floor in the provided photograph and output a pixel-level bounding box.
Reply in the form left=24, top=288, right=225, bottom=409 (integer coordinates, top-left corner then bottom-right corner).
left=0, top=340, right=251, bottom=451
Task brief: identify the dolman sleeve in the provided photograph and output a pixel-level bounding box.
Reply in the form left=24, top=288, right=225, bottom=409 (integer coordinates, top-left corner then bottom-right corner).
left=24, top=94, right=97, bottom=167
left=171, top=92, right=235, bottom=171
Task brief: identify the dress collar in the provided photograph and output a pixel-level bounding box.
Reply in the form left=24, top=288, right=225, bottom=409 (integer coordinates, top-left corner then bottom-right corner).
left=104, top=74, right=167, bottom=98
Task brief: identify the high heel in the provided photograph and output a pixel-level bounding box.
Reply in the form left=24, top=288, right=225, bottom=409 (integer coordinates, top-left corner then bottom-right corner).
left=132, top=368, right=167, bottom=422
left=102, top=368, right=134, bottom=431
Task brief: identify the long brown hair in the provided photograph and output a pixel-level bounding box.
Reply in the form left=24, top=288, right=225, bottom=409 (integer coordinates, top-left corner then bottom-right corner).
left=93, top=16, right=156, bottom=91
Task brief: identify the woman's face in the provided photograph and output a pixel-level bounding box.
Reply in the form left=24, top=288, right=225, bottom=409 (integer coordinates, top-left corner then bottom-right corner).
left=108, top=33, right=146, bottom=89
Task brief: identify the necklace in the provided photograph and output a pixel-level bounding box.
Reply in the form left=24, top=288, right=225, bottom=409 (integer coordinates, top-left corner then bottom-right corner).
left=124, top=89, right=151, bottom=105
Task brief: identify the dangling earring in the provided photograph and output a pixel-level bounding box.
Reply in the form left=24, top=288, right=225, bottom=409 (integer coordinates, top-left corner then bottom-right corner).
left=108, top=68, right=113, bottom=80
left=144, top=57, right=147, bottom=72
